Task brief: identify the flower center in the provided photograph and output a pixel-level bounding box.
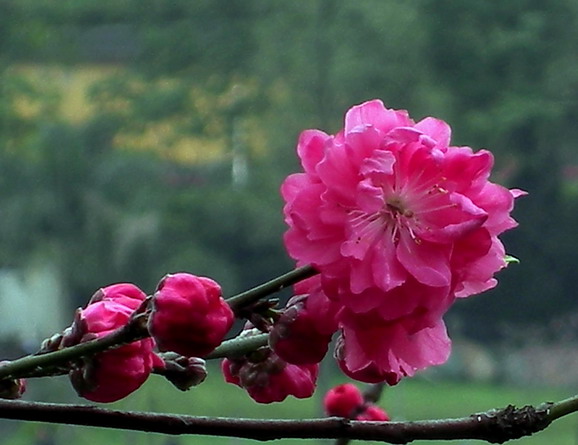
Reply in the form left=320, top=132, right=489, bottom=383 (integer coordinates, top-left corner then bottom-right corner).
left=383, top=196, right=419, bottom=244
left=386, top=197, right=414, bottom=219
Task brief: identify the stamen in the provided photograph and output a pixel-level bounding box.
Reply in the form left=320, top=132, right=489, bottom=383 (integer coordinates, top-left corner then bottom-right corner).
left=348, top=211, right=387, bottom=246
left=400, top=166, right=442, bottom=196
left=415, top=202, right=458, bottom=215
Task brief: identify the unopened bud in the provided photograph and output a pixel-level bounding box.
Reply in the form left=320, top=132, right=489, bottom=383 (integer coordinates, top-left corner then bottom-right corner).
left=155, top=352, right=207, bottom=391
left=68, top=295, right=155, bottom=403
left=149, top=273, right=234, bottom=357
left=270, top=292, right=336, bottom=365
left=61, top=309, right=90, bottom=348
left=89, top=283, right=147, bottom=311
left=221, top=345, right=318, bottom=404
left=0, top=362, right=26, bottom=399
left=39, top=332, right=65, bottom=354
left=0, top=378, right=26, bottom=400
left=356, top=404, right=390, bottom=421
left=323, top=383, right=364, bottom=417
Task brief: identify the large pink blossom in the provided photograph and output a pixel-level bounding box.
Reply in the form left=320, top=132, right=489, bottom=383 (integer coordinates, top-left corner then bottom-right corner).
left=282, top=100, right=522, bottom=382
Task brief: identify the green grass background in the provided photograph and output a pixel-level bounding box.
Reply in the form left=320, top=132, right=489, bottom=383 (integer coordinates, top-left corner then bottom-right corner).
left=3, top=364, right=576, bottom=445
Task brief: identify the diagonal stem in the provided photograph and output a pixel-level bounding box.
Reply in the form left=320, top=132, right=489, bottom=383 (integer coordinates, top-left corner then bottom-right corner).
left=226, top=264, right=318, bottom=314
left=206, top=333, right=269, bottom=359
left=0, top=265, right=315, bottom=381
left=0, top=322, right=148, bottom=381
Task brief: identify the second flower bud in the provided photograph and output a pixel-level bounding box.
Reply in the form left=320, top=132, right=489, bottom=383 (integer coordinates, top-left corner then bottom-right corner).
left=148, top=273, right=234, bottom=358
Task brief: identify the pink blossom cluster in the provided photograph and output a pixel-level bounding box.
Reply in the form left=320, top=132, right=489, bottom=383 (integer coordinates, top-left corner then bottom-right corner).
left=9, top=100, right=522, bottom=407
left=280, top=100, right=523, bottom=384
left=66, top=284, right=157, bottom=403
left=222, top=326, right=318, bottom=403
left=63, top=274, right=233, bottom=403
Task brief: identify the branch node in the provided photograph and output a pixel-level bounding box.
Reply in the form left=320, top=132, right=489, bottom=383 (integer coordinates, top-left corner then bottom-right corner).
left=473, top=404, right=552, bottom=443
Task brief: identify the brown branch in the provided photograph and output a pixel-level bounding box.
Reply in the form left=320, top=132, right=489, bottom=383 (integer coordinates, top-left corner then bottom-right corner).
left=0, top=398, right=559, bottom=443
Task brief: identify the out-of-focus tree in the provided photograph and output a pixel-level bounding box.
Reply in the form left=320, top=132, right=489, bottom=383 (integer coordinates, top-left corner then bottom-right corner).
left=421, top=0, right=578, bottom=339
left=1, top=0, right=578, bottom=341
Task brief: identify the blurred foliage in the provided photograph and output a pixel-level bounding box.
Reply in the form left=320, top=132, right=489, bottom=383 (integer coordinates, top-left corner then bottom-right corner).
left=0, top=0, right=578, bottom=339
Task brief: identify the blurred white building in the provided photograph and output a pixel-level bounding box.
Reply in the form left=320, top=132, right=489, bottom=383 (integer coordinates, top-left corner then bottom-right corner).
left=0, top=264, right=66, bottom=349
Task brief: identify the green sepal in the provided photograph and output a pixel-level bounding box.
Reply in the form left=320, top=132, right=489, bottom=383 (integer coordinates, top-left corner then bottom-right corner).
left=504, top=254, right=520, bottom=264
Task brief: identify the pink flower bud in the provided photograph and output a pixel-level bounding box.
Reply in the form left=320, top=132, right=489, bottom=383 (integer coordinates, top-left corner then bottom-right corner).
left=149, top=273, right=234, bottom=357
left=70, top=340, right=155, bottom=403
left=356, top=404, right=390, bottom=421
left=68, top=298, right=155, bottom=403
left=221, top=334, right=318, bottom=404
left=323, top=383, right=364, bottom=417
left=89, top=283, right=147, bottom=311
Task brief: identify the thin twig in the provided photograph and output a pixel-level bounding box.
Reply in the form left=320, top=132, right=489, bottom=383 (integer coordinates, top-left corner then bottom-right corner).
left=0, top=322, right=148, bottom=381
left=206, top=334, right=269, bottom=359
left=0, top=331, right=269, bottom=383
left=0, top=264, right=315, bottom=382
left=362, top=382, right=385, bottom=405
left=226, top=265, right=318, bottom=314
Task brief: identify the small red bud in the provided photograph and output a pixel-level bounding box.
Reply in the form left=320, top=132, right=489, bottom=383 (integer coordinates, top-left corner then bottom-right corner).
left=356, top=404, right=390, bottom=421
left=323, top=383, right=364, bottom=417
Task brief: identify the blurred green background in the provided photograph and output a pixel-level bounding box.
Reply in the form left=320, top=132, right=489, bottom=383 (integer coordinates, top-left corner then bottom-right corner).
left=2, top=0, right=578, bottom=443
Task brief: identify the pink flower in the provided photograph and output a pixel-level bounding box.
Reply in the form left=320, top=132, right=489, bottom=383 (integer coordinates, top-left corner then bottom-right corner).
left=270, top=277, right=338, bottom=365
left=149, top=273, right=234, bottom=357
left=222, top=329, right=318, bottom=403
left=282, top=100, right=522, bottom=383
left=282, top=99, right=519, bottom=315
left=323, top=383, right=364, bottom=417
left=69, top=299, right=155, bottom=403
left=89, top=283, right=147, bottom=311
left=356, top=405, right=390, bottom=421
